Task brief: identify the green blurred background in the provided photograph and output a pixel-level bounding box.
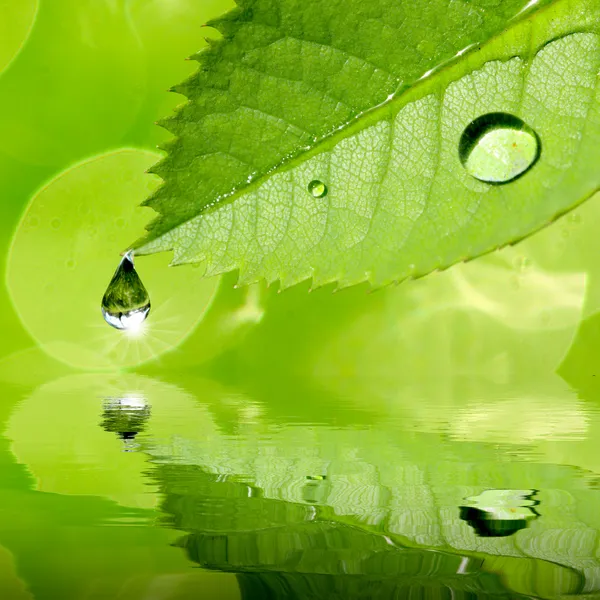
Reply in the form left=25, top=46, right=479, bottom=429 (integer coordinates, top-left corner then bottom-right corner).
left=3, top=1, right=600, bottom=599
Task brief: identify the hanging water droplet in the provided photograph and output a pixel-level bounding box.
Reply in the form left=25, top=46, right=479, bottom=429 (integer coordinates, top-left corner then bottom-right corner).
left=308, top=180, right=328, bottom=198
left=459, top=113, right=540, bottom=184
left=101, top=251, right=150, bottom=331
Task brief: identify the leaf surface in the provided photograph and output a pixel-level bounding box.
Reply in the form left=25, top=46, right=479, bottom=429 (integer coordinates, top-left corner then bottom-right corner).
left=136, top=0, right=600, bottom=289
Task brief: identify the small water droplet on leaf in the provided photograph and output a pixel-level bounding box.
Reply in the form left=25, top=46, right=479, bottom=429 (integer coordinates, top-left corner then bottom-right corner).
left=459, top=113, right=540, bottom=184
left=308, top=180, right=328, bottom=198
left=101, top=252, right=151, bottom=331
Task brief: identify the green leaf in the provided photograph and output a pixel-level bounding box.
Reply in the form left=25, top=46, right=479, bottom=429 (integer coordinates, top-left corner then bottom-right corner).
left=135, top=0, right=600, bottom=289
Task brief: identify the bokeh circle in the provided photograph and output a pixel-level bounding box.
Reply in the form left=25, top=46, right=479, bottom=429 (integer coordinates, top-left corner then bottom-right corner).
left=6, top=148, right=220, bottom=370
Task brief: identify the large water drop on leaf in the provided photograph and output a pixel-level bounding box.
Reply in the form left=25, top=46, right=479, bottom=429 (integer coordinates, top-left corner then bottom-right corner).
left=101, top=252, right=150, bottom=331
left=459, top=113, right=540, bottom=184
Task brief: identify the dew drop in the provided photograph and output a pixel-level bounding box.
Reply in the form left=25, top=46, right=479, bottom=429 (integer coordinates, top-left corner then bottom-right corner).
left=308, top=180, right=328, bottom=198
left=459, top=113, right=540, bottom=184
left=101, top=251, right=151, bottom=331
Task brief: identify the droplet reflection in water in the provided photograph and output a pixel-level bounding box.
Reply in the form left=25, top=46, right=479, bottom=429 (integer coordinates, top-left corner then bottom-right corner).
left=101, top=252, right=151, bottom=332
left=459, top=489, right=539, bottom=537
left=100, top=395, right=151, bottom=452
left=459, top=113, right=540, bottom=184
left=308, top=179, right=328, bottom=198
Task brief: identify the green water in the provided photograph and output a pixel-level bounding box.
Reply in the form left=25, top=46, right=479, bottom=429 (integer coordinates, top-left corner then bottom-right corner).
left=2, top=2, right=600, bottom=599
